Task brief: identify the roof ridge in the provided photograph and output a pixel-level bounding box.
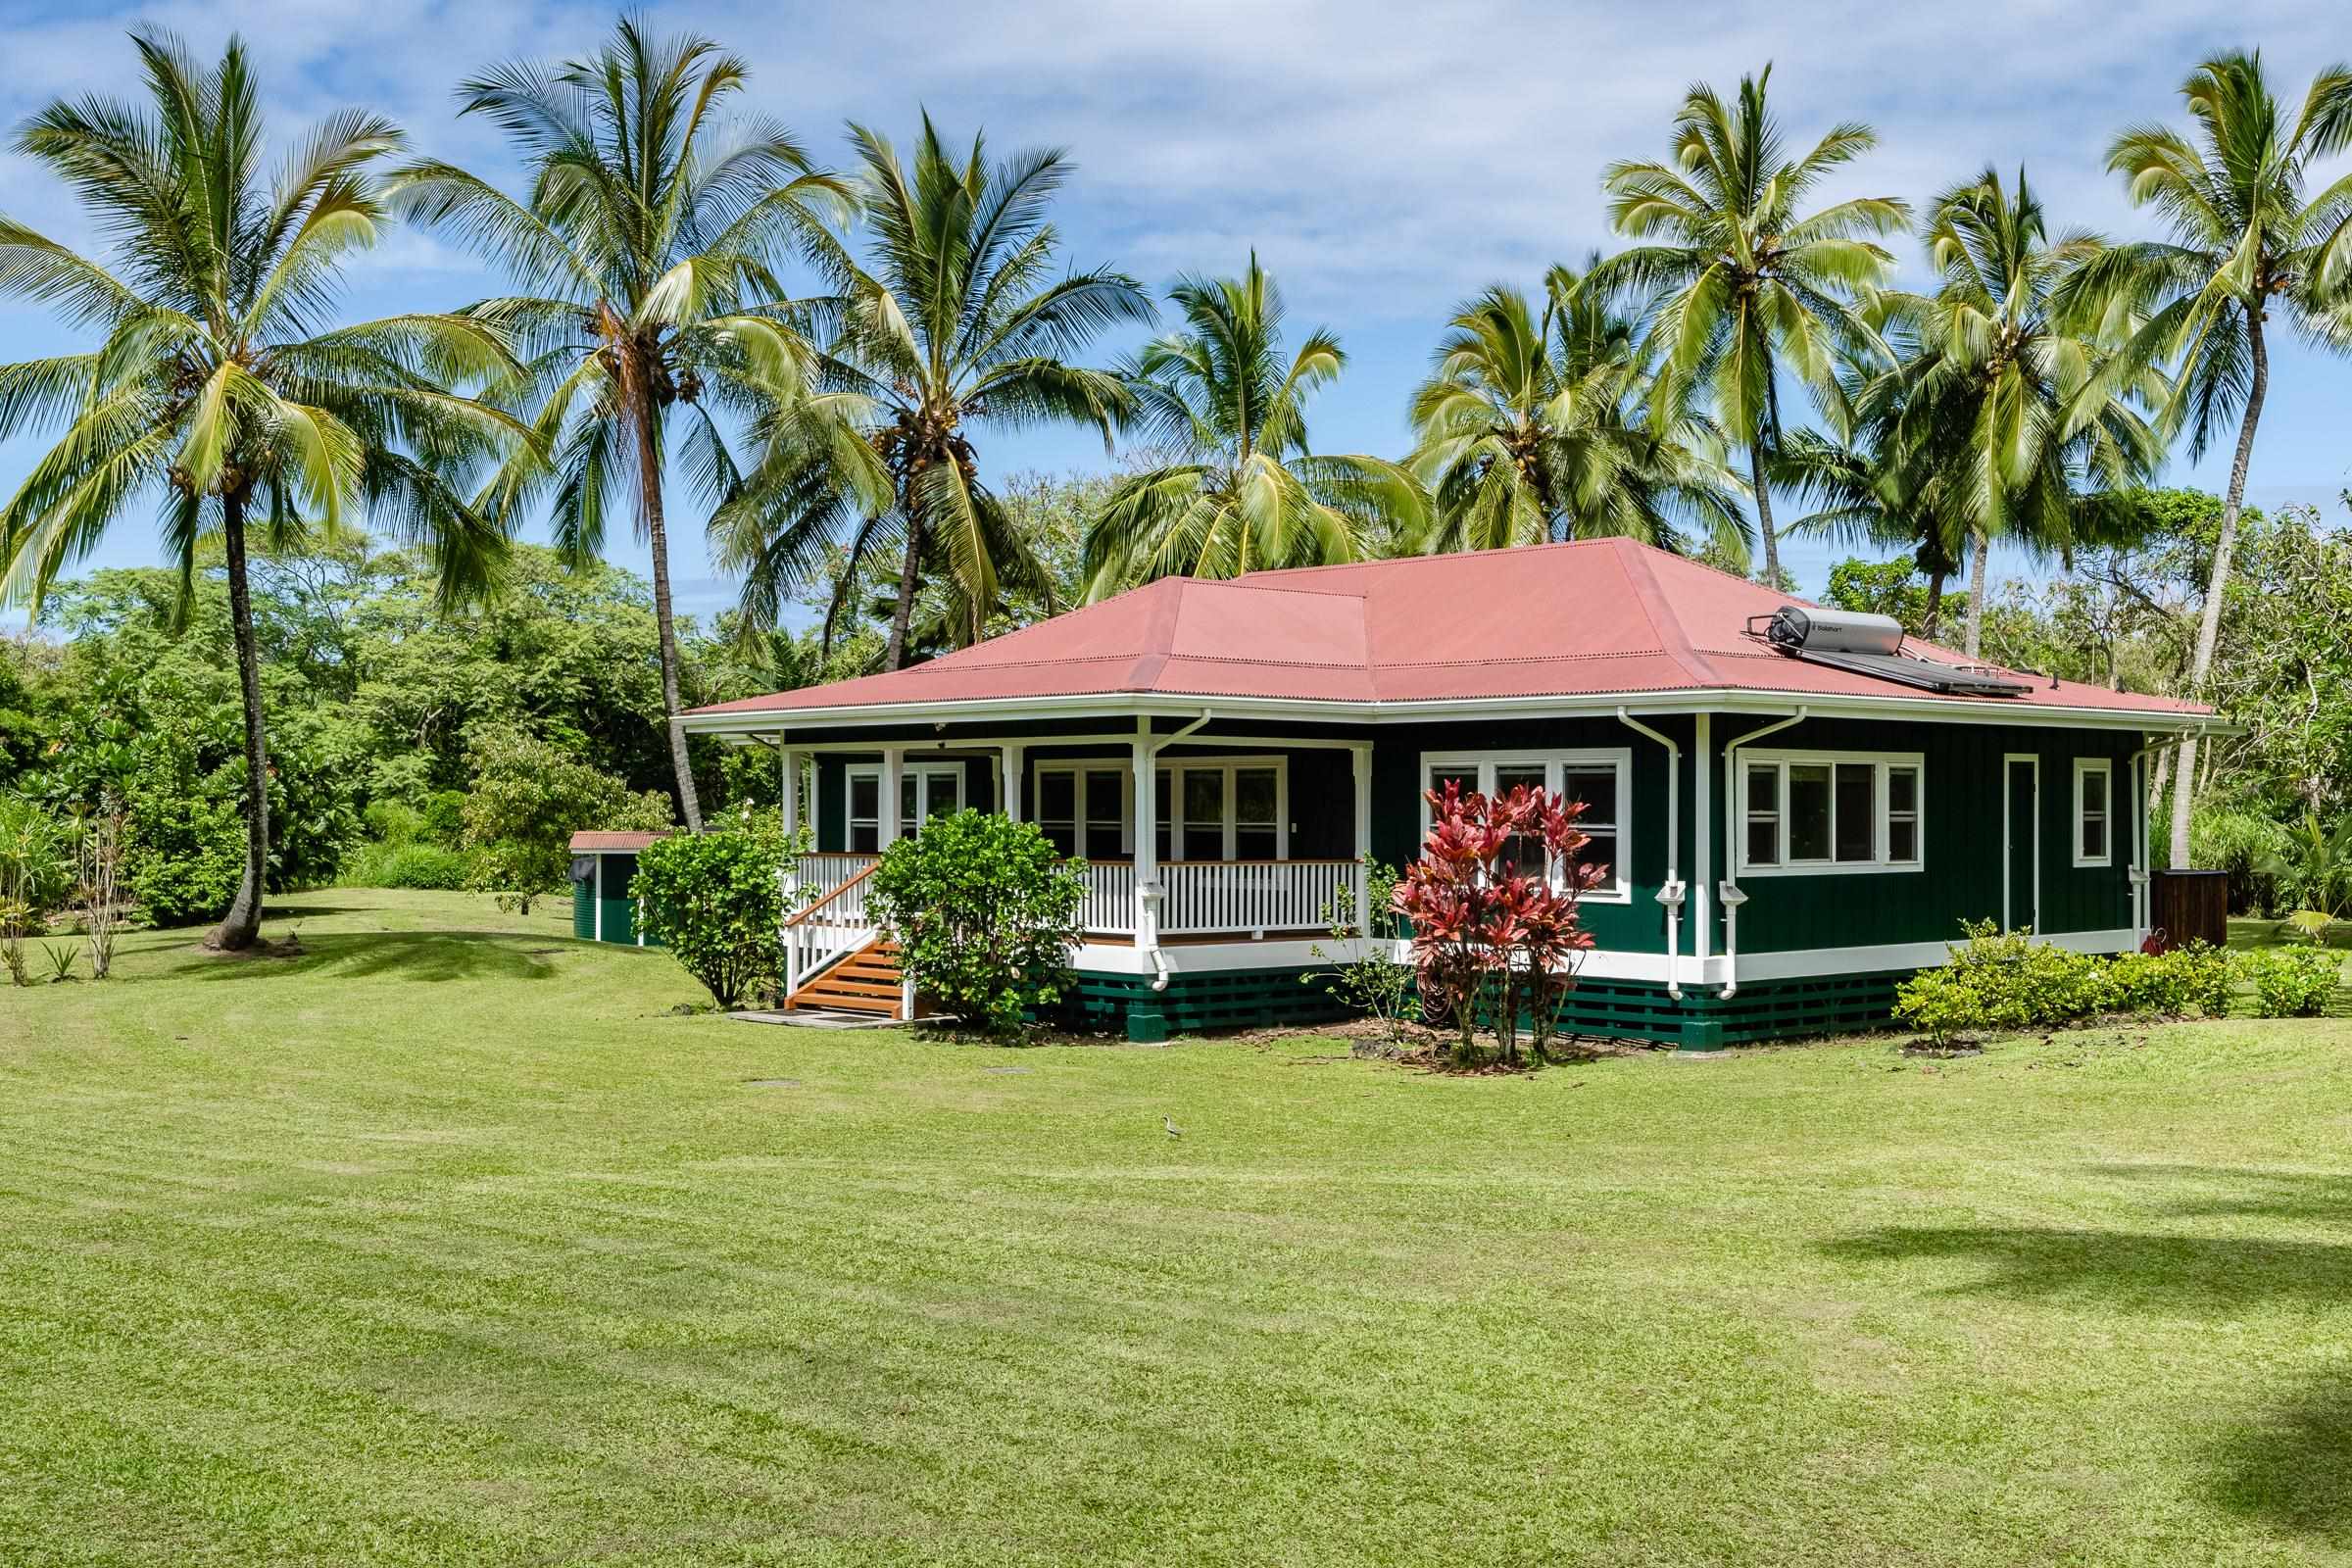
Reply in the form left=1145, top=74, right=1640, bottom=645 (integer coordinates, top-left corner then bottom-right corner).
left=1616, top=537, right=1726, bottom=687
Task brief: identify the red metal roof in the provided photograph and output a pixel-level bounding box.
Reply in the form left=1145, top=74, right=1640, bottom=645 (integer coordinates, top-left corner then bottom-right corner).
left=569, top=830, right=670, bottom=853
left=687, top=538, right=2214, bottom=721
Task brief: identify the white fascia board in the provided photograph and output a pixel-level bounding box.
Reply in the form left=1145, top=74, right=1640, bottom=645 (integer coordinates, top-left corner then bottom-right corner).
left=681, top=687, right=2228, bottom=740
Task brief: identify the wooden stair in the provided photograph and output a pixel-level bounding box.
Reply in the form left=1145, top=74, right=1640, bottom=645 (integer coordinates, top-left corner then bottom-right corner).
left=785, top=938, right=906, bottom=1018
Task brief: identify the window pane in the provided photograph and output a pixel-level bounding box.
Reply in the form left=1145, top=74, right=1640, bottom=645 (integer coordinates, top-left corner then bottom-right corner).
left=926, top=771, right=959, bottom=817
left=1494, top=763, right=1545, bottom=802
left=1084, top=825, right=1123, bottom=860
left=1184, top=769, right=1224, bottom=830
left=1236, top=825, right=1278, bottom=861
left=2081, top=767, right=2106, bottom=815
left=1888, top=766, right=1917, bottom=815
left=1835, top=763, right=1877, bottom=862
left=1038, top=771, right=1074, bottom=823
left=850, top=823, right=880, bottom=854
left=1042, top=824, right=1076, bottom=858
left=1501, top=833, right=1545, bottom=876
left=1788, top=764, right=1833, bottom=860
left=1427, top=765, right=1473, bottom=800
left=1236, top=767, right=1278, bottom=825
left=1745, top=763, right=1780, bottom=867
left=1084, top=771, right=1123, bottom=825
left=1577, top=832, right=1616, bottom=890
left=2082, top=816, right=2107, bottom=860
left=1888, top=817, right=1917, bottom=864
left=1561, top=768, right=1617, bottom=827
left=1746, top=814, right=1779, bottom=867
left=1181, top=827, right=1223, bottom=861
left=850, top=774, right=879, bottom=823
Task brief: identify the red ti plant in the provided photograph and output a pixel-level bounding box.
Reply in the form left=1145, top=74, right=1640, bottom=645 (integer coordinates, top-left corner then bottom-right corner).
left=1391, top=780, right=1603, bottom=1065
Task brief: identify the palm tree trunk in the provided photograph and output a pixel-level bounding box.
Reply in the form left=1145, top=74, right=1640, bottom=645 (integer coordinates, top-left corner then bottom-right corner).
left=885, top=506, right=924, bottom=672
left=1964, top=529, right=1989, bottom=659
left=1921, top=569, right=1946, bottom=643
left=2145, top=744, right=2173, bottom=867
left=208, top=492, right=269, bottom=953
left=1749, top=436, right=1782, bottom=586
left=633, top=381, right=704, bottom=834
left=2169, top=307, right=2267, bottom=868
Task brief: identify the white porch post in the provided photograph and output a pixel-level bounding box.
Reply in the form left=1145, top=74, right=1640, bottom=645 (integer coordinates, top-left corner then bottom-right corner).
left=779, top=747, right=802, bottom=839
left=879, top=745, right=905, bottom=846
left=1002, top=743, right=1026, bottom=822
left=1350, top=742, right=1373, bottom=937
left=1132, top=721, right=1159, bottom=950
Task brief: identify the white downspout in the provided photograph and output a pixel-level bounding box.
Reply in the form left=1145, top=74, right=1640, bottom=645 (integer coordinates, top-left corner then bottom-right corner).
left=1717, top=708, right=1809, bottom=999
left=2125, top=733, right=2172, bottom=941
left=1617, top=710, right=1684, bottom=1000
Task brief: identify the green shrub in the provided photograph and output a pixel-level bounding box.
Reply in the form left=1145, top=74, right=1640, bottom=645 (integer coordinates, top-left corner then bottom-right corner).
left=2238, top=948, right=2343, bottom=1018
left=1890, top=966, right=1980, bottom=1051
left=2101, top=943, right=2232, bottom=1018
left=462, top=731, right=669, bottom=913
left=629, top=816, right=786, bottom=1008
left=125, top=793, right=243, bottom=926
left=419, top=790, right=468, bottom=846
left=346, top=841, right=476, bottom=891
left=867, top=810, right=1086, bottom=1035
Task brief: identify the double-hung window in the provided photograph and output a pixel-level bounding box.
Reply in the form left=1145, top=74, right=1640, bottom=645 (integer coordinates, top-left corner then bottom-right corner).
left=2074, top=759, right=2113, bottom=866
left=1418, top=750, right=1630, bottom=901
left=1152, top=759, right=1287, bottom=861
left=845, top=763, right=964, bottom=853
left=1034, top=763, right=1128, bottom=860
left=1739, top=751, right=1923, bottom=875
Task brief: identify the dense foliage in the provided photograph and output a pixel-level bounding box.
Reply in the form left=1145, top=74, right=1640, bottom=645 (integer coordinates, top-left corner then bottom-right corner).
left=865, top=810, right=1086, bottom=1034
left=461, top=731, right=670, bottom=913
left=629, top=814, right=789, bottom=1008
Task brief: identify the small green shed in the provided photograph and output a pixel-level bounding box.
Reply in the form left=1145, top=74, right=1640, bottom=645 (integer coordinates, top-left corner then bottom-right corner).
left=568, top=830, right=670, bottom=947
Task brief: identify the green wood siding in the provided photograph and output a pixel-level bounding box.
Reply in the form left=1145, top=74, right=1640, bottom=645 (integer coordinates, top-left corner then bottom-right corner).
left=596, top=854, right=637, bottom=944
left=1706, top=715, right=2138, bottom=955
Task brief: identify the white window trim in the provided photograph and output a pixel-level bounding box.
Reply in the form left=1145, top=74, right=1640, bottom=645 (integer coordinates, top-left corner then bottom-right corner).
left=1152, top=756, right=1291, bottom=862
left=2073, top=758, right=2114, bottom=868
left=845, top=761, right=965, bottom=849
left=1032, top=761, right=1134, bottom=857
left=1418, top=749, right=1634, bottom=904
left=1735, top=749, right=1927, bottom=878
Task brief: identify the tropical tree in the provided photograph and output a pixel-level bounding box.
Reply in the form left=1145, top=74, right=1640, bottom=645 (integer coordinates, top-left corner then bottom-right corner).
left=1597, top=66, right=1910, bottom=585
left=720, top=116, right=1152, bottom=668
left=2062, top=49, right=2352, bottom=865
left=1080, top=255, right=1426, bottom=595
left=1405, top=261, right=1747, bottom=558
left=0, top=29, right=519, bottom=949
left=1911, top=168, right=2163, bottom=656
left=390, top=18, right=873, bottom=830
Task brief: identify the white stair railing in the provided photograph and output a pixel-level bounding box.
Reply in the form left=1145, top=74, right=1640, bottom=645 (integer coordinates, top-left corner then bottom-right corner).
left=781, top=854, right=880, bottom=999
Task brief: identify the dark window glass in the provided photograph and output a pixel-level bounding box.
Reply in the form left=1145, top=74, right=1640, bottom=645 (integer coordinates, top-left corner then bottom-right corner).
left=1744, top=764, right=1779, bottom=866
left=1427, top=765, right=1472, bottom=802
left=1888, top=817, right=1918, bottom=863
left=1888, top=766, right=1917, bottom=815
left=1085, top=771, right=1123, bottom=825
left=1788, top=764, right=1833, bottom=860
left=850, top=773, right=879, bottom=821
left=850, top=823, right=879, bottom=854
left=1180, top=770, right=1225, bottom=860
left=1236, top=768, right=1278, bottom=825
left=1576, top=831, right=1616, bottom=889
left=1746, top=815, right=1779, bottom=867
left=1835, top=763, right=1877, bottom=862
left=1038, top=771, right=1074, bottom=824
left=1235, top=825, right=1278, bottom=860
left=1494, top=763, right=1545, bottom=803
left=1084, top=825, right=1124, bottom=860
left=1561, top=767, right=1617, bottom=825
left=1041, top=824, right=1076, bottom=858
left=925, top=771, right=959, bottom=819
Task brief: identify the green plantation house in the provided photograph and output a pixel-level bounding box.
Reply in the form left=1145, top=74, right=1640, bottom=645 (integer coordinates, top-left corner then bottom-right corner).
left=675, top=539, right=2222, bottom=1047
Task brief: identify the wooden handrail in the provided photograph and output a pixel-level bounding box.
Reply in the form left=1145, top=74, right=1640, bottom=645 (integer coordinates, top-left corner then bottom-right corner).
left=1071, top=858, right=1359, bottom=869
left=784, top=861, right=878, bottom=928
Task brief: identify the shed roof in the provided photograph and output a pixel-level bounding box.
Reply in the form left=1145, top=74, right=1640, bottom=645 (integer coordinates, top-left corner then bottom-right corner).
left=686, top=538, right=2215, bottom=725
left=569, top=830, right=670, bottom=853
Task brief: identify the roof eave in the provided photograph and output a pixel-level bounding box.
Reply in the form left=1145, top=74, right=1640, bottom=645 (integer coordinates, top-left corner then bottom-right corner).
left=679, top=686, right=2230, bottom=737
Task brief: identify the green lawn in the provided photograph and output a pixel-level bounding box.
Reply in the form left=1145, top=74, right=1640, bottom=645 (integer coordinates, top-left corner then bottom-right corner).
left=6, top=890, right=2352, bottom=1566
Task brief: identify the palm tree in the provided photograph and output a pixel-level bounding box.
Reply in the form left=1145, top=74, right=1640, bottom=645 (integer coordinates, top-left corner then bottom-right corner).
left=2062, top=50, right=2352, bottom=865
left=1080, top=255, right=1426, bottom=596
left=1597, top=66, right=1910, bottom=585
left=1406, top=261, right=1747, bottom=558
left=724, top=116, right=1152, bottom=669
left=1774, top=335, right=1973, bottom=643
left=0, top=30, right=520, bottom=950
left=1912, top=169, right=2163, bottom=656
left=389, top=18, right=867, bottom=830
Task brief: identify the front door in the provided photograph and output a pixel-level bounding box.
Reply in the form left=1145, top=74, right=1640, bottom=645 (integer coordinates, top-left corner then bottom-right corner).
left=2005, top=756, right=2038, bottom=932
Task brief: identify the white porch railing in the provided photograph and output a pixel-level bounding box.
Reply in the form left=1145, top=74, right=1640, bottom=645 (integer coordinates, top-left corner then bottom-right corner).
left=781, top=855, right=1361, bottom=974
left=781, top=854, right=880, bottom=998
left=1078, top=858, right=1361, bottom=937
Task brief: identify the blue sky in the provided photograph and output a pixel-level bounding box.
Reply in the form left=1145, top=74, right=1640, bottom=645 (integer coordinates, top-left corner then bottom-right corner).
left=4, top=0, right=2349, bottom=629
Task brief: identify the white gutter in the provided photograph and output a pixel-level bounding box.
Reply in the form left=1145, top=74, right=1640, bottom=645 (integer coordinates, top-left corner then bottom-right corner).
left=1716, top=708, right=1810, bottom=998
left=679, top=686, right=2234, bottom=738
left=1616, top=710, right=1684, bottom=1000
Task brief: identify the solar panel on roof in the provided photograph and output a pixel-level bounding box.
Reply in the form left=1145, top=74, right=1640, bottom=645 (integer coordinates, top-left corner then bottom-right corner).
left=1757, top=606, right=2032, bottom=698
